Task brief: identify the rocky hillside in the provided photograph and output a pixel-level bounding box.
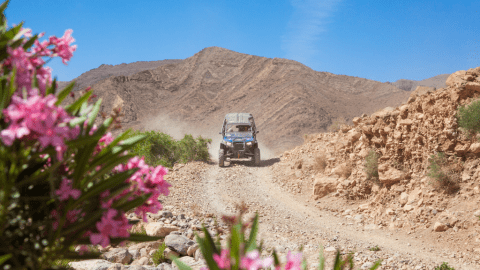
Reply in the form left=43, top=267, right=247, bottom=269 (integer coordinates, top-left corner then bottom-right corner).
left=272, top=66, right=480, bottom=258
left=87, top=46, right=411, bottom=153
left=392, top=74, right=449, bottom=92
left=57, top=59, right=182, bottom=91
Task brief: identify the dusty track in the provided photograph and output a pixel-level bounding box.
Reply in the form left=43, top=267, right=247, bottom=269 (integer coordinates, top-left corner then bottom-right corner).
left=163, top=158, right=478, bottom=270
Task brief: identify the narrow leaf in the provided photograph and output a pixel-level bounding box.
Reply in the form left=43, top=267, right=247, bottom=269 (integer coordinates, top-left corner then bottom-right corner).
left=245, top=213, right=259, bottom=252
left=172, top=257, right=193, bottom=270
left=55, top=81, right=76, bottom=105
left=65, top=91, right=92, bottom=115
left=0, top=254, right=12, bottom=265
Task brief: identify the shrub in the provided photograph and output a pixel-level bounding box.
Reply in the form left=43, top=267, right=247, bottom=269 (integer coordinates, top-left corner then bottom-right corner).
left=152, top=242, right=168, bottom=265
left=327, top=116, right=347, bottom=132
left=365, top=150, right=379, bottom=181
left=435, top=262, right=455, bottom=270
left=313, top=154, right=327, bottom=173
left=0, top=4, right=168, bottom=269
left=126, top=131, right=211, bottom=167
left=427, top=152, right=460, bottom=193
left=456, top=99, right=480, bottom=139
left=369, top=245, right=380, bottom=252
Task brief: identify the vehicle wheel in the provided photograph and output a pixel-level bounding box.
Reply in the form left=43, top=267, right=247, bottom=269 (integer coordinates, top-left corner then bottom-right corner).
left=219, top=149, right=225, bottom=167
left=254, top=148, right=260, bottom=166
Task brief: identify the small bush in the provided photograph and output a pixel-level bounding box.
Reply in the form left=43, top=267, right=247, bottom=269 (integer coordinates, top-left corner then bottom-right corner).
left=152, top=242, right=168, bottom=265
left=328, top=117, right=347, bottom=132
left=313, top=154, right=327, bottom=173
left=456, top=99, right=480, bottom=139
left=435, top=262, right=455, bottom=270
left=339, top=161, right=353, bottom=178
left=126, top=131, right=211, bottom=167
left=369, top=245, right=380, bottom=252
left=365, top=150, right=379, bottom=181
left=427, top=152, right=460, bottom=193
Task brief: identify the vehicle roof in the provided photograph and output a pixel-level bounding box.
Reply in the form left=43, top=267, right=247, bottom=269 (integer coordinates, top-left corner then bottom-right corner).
left=224, top=113, right=254, bottom=124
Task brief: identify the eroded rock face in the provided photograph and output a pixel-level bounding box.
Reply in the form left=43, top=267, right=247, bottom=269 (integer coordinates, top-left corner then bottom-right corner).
left=312, top=176, right=338, bottom=199
left=378, top=168, right=404, bottom=185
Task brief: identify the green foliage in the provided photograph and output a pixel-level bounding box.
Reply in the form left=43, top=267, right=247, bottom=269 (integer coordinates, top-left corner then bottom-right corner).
left=369, top=245, right=380, bottom=252
left=365, top=150, right=379, bottom=181
left=435, top=262, right=455, bottom=270
left=152, top=242, right=168, bottom=265
left=456, top=99, right=480, bottom=139
left=126, top=131, right=211, bottom=167
left=0, top=3, right=163, bottom=267
left=427, top=152, right=460, bottom=193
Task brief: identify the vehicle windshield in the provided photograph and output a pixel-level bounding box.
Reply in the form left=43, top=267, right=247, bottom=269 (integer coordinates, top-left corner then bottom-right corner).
left=225, top=124, right=252, bottom=133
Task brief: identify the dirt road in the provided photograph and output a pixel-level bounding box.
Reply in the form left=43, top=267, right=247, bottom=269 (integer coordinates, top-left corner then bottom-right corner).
left=163, top=158, right=478, bottom=269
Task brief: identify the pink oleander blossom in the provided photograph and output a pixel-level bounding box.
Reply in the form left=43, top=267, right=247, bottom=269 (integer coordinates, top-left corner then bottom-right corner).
left=284, top=251, right=302, bottom=270
left=213, top=249, right=231, bottom=269
left=55, top=178, right=81, bottom=201
left=89, top=209, right=131, bottom=248
left=1, top=94, right=79, bottom=160
left=241, top=250, right=273, bottom=270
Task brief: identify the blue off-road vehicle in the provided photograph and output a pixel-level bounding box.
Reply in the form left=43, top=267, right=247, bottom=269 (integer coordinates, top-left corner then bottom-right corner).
left=219, top=113, right=260, bottom=167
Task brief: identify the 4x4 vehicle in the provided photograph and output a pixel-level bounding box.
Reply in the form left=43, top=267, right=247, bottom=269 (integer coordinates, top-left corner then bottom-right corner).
left=219, top=113, right=260, bottom=167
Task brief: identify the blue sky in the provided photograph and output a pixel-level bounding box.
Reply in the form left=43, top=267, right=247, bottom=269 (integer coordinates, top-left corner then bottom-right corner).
left=6, top=0, right=480, bottom=83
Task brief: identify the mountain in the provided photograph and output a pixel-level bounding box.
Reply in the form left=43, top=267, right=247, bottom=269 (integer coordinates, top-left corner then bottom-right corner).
left=82, top=47, right=414, bottom=153
left=56, top=59, right=182, bottom=91
left=391, top=73, right=449, bottom=91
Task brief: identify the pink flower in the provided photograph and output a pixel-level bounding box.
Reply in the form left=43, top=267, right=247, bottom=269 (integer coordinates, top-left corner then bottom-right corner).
left=284, top=251, right=302, bottom=270
left=0, top=124, right=30, bottom=145
left=213, top=249, right=231, bottom=269
left=241, top=250, right=273, bottom=270
left=89, top=209, right=131, bottom=248
left=55, top=178, right=81, bottom=201
left=52, top=29, right=76, bottom=65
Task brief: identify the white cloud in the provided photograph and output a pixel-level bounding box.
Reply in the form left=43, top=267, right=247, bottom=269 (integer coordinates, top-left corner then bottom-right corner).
left=282, top=0, right=341, bottom=65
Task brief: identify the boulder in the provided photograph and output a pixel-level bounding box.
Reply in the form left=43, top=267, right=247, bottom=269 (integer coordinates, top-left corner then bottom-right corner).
left=145, top=223, right=179, bottom=237
left=434, top=222, right=448, bottom=232
left=346, top=129, right=361, bottom=143
left=446, top=70, right=466, bottom=87
left=102, top=248, right=132, bottom=264
left=312, top=176, right=338, bottom=199
left=469, top=143, right=480, bottom=153
left=69, top=259, right=113, bottom=270
left=378, top=167, right=404, bottom=185
left=165, top=234, right=195, bottom=256
left=399, top=192, right=408, bottom=205
left=130, top=257, right=151, bottom=266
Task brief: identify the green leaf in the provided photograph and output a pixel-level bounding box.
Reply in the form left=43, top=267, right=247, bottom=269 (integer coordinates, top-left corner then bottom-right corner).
left=230, top=224, right=242, bottom=270
left=68, top=116, right=88, bottom=128
left=61, top=211, right=103, bottom=236
left=318, top=246, right=325, bottom=270
left=87, top=98, right=102, bottom=127
left=115, top=193, right=151, bottom=213
left=272, top=250, right=280, bottom=268
left=71, top=170, right=135, bottom=209
left=195, top=233, right=221, bottom=270
left=65, top=91, right=92, bottom=115
left=172, top=257, right=193, bottom=270
left=86, top=154, right=134, bottom=185
left=0, top=253, right=12, bottom=265
left=370, top=260, right=382, bottom=270
left=55, top=81, right=76, bottom=105
left=0, top=1, right=9, bottom=15
left=121, top=233, right=163, bottom=242
left=121, top=134, right=147, bottom=146
left=22, top=34, right=38, bottom=50
left=245, top=213, right=258, bottom=252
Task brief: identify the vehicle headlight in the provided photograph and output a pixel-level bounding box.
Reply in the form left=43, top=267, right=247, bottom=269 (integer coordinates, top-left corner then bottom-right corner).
left=226, top=141, right=232, bottom=147
left=246, top=142, right=252, bottom=146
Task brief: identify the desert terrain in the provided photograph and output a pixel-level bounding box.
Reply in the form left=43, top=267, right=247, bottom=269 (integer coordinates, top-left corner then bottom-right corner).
left=61, top=48, right=480, bottom=270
